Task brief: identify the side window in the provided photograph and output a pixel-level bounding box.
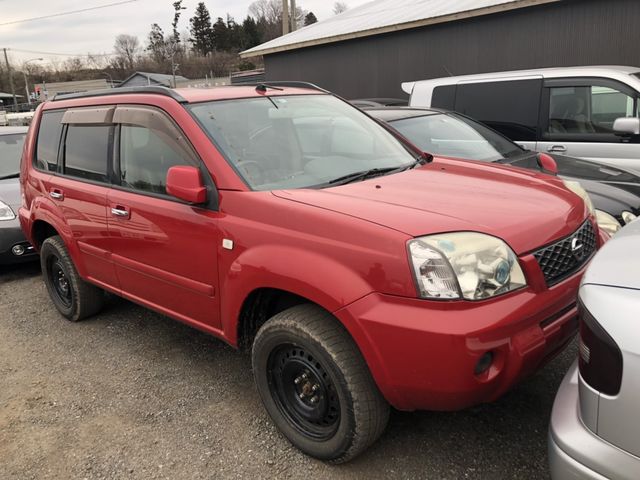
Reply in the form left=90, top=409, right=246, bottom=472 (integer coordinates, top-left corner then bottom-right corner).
left=63, top=125, right=111, bottom=182
left=547, top=85, right=637, bottom=135
left=35, top=110, right=65, bottom=171
left=431, top=85, right=456, bottom=110
left=454, top=79, right=542, bottom=141
left=119, top=124, right=198, bottom=195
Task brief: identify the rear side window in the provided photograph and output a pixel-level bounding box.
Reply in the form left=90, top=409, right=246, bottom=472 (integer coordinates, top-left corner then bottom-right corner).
left=432, top=85, right=456, bottom=110
left=35, top=110, right=65, bottom=171
left=63, top=125, right=111, bottom=182
left=454, top=79, right=542, bottom=141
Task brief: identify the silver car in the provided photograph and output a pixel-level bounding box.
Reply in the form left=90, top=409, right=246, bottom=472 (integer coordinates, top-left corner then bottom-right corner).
left=549, top=219, right=640, bottom=479
left=0, top=126, right=37, bottom=264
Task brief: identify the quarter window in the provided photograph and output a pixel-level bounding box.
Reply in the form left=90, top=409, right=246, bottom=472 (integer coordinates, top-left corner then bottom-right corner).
left=63, top=125, right=111, bottom=182
left=35, top=110, right=65, bottom=171
left=119, top=125, right=197, bottom=195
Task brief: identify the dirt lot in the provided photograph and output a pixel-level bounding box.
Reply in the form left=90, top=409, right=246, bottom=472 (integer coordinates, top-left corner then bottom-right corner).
left=0, top=262, right=575, bottom=479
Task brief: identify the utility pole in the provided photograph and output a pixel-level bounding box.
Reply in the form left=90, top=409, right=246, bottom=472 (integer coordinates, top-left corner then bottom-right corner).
left=2, top=48, right=18, bottom=109
left=290, top=0, right=297, bottom=32
left=282, top=0, right=290, bottom=35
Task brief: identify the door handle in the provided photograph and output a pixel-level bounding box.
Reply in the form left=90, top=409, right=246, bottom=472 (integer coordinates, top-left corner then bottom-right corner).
left=548, top=145, right=567, bottom=153
left=49, top=189, right=64, bottom=200
left=111, top=207, right=130, bottom=218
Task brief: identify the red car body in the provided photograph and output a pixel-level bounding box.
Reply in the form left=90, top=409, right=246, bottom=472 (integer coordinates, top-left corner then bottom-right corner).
left=20, top=87, right=604, bottom=412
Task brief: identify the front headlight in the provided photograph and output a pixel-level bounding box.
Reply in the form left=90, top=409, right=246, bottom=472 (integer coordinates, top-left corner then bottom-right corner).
left=562, top=180, right=594, bottom=216
left=622, top=211, right=637, bottom=225
left=408, top=232, right=527, bottom=301
left=0, top=200, right=16, bottom=221
left=595, top=210, right=622, bottom=236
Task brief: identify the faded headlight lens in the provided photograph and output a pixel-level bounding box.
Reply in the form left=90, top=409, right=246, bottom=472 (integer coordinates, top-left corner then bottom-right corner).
left=595, top=210, right=622, bottom=236
left=622, top=211, right=637, bottom=225
left=0, top=200, right=15, bottom=221
left=408, top=233, right=526, bottom=301
left=562, top=180, right=594, bottom=216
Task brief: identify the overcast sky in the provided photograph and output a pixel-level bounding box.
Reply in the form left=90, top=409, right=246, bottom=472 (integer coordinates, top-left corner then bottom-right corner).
left=0, top=0, right=372, bottom=64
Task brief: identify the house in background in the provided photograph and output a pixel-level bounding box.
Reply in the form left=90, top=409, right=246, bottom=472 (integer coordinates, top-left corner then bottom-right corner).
left=33, top=79, right=110, bottom=101
left=117, top=72, right=189, bottom=88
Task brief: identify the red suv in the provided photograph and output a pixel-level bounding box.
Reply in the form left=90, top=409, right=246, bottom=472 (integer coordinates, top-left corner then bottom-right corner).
left=20, top=85, right=604, bottom=463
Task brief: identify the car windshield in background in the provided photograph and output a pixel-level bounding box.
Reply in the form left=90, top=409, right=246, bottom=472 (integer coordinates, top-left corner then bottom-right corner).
left=189, top=95, right=415, bottom=190
left=389, top=113, right=524, bottom=162
left=0, top=133, right=26, bottom=179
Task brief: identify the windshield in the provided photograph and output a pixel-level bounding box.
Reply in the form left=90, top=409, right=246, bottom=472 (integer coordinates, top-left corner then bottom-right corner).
left=389, top=113, right=523, bottom=162
left=0, top=133, right=26, bottom=178
left=189, top=95, right=415, bottom=190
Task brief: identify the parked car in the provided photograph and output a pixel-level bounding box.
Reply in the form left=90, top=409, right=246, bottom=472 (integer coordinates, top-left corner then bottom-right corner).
left=21, top=85, right=603, bottom=463
left=549, top=218, right=640, bottom=479
left=0, top=126, right=37, bottom=264
left=403, top=66, right=640, bottom=174
left=350, top=98, right=408, bottom=108
left=366, top=107, right=640, bottom=235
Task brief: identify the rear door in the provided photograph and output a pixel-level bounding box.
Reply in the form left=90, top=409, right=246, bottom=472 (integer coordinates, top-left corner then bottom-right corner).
left=107, top=105, right=222, bottom=329
left=43, top=106, right=119, bottom=290
left=538, top=78, right=640, bottom=173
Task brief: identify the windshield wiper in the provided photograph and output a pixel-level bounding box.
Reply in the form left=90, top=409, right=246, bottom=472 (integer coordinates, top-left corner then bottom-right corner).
left=327, top=166, right=407, bottom=186
left=0, top=173, right=19, bottom=180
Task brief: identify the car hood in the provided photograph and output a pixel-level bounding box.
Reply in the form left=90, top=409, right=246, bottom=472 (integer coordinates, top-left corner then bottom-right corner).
left=273, top=158, right=587, bottom=254
left=583, top=218, right=640, bottom=290
left=0, top=178, right=20, bottom=208
left=569, top=178, right=640, bottom=217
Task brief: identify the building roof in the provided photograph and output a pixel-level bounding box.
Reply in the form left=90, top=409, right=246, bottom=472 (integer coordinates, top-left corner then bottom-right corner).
left=118, top=72, right=189, bottom=87
left=241, top=0, right=561, bottom=58
left=0, top=92, right=23, bottom=99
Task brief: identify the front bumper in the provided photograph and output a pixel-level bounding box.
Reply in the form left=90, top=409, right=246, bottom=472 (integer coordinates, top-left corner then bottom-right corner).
left=549, top=361, right=640, bottom=480
left=335, top=272, right=582, bottom=412
left=0, top=218, right=37, bottom=264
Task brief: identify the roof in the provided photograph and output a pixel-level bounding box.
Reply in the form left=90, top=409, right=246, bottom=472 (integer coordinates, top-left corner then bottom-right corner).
left=0, top=92, right=24, bottom=99
left=241, top=0, right=561, bottom=58
left=118, top=72, right=189, bottom=87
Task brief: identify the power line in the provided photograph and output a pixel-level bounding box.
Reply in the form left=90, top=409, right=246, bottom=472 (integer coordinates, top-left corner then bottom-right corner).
left=0, top=0, right=140, bottom=27
left=9, top=48, right=118, bottom=58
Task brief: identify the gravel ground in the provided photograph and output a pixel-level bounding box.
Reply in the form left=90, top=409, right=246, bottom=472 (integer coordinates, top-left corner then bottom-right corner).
left=0, top=262, right=576, bottom=479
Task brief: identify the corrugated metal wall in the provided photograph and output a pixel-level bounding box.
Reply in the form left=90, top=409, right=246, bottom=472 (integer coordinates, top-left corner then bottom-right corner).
left=264, top=0, right=640, bottom=99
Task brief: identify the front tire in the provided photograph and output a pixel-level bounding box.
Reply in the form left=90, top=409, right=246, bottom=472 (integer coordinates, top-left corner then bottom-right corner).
left=40, top=235, right=104, bottom=322
left=252, top=304, right=389, bottom=463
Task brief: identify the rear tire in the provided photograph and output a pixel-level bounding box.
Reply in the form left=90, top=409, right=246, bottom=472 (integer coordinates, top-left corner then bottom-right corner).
left=40, top=235, right=104, bottom=322
left=252, top=304, right=389, bottom=463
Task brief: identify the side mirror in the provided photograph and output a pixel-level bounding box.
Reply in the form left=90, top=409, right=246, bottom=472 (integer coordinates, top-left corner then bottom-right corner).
left=613, top=117, right=640, bottom=136
left=537, top=153, right=558, bottom=175
left=166, top=166, right=207, bottom=204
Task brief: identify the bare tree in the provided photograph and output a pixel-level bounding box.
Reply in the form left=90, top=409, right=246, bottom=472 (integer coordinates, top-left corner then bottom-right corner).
left=114, top=34, right=140, bottom=71
left=333, top=1, right=348, bottom=15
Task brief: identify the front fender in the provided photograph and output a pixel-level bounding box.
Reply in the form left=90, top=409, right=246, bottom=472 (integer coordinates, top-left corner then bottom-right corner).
left=220, top=244, right=375, bottom=345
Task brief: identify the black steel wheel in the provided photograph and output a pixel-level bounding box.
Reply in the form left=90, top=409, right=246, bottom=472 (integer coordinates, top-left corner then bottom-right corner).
left=40, top=235, right=104, bottom=322
left=252, top=304, right=389, bottom=463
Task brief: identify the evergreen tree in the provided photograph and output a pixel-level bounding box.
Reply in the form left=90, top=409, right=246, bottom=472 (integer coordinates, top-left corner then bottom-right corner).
left=189, top=2, right=214, bottom=55
left=172, top=0, right=187, bottom=43
left=212, top=17, right=229, bottom=51
left=242, top=16, right=261, bottom=49
left=304, top=12, right=318, bottom=25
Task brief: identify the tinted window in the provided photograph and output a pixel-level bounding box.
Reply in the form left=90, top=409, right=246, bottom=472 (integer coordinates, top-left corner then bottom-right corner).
left=119, top=125, right=197, bottom=195
left=0, top=133, right=26, bottom=178
left=548, top=85, right=638, bottom=135
left=454, top=79, right=542, bottom=141
left=36, top=110, right=65, bottom=171
left=431, top=85, right=456, bottom=110
left=64, top=125, right=111, bottom=182
left=389, top=113, right=523, bottom=162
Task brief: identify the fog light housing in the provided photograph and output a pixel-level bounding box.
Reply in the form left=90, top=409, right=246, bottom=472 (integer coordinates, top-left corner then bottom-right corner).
left=474, top=351, right=494, bottom=376
left=11, top=244, right=25, bottom=256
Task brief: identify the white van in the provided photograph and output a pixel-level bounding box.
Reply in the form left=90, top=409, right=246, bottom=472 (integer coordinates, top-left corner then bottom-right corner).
left=403, top=66, right=640, bottom=173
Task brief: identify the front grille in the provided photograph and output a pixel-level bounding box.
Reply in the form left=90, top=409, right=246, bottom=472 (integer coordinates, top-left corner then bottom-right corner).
left=533, top=221, right=597, bottom=286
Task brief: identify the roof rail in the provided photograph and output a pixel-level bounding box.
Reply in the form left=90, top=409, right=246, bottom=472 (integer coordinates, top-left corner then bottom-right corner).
left=252, top=81, right=330, bottom=94
left=52, top=86, right=188, bottom=103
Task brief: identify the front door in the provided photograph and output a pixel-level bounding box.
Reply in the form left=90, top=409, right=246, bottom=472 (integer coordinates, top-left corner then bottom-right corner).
left=538, top=78, right=640, bottom=174
left=107, top=106, right=221, bottom=330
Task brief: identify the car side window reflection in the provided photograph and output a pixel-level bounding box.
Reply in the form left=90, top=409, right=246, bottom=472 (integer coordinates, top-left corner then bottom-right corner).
left=119, top=124, right=197, bottom=195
